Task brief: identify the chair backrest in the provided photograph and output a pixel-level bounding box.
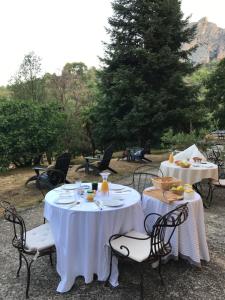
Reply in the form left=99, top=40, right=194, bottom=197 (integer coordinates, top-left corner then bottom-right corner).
left=0, top=200, right=26, bottom=252
left=54, top=152, right=71, bottom=177
left=145, top=203, right=188, bottom=257
left=206, top=145, right=223, bottom=166
left=132, top=164, right=163, bottom=194
left=98, top=144, right=114, bottom=169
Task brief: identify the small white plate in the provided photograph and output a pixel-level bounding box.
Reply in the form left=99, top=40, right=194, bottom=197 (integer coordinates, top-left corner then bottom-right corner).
left=55, top=197, right=75, bottom=204
left=103, top=199, right=124, bottom=207
left=62, top=184, right=79, bottom=190
left=110, top=184, right=126, bottom=191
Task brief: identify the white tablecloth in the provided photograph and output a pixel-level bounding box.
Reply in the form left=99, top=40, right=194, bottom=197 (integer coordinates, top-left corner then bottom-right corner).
left=142, top=190, right=210, bottom=266
left=160, top=161, right=218, bottom=184
left=44, top=183, right=144, bottom=293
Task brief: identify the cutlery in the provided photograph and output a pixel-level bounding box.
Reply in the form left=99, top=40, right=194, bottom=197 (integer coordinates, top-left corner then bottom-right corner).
left=67, top=201, right=80, bottom=209
left=95, top=200, right=103, bottom=210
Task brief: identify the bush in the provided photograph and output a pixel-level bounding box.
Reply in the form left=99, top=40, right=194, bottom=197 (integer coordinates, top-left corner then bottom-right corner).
left=161, top=129, right=208, bottom=150
left=0, top=100, right=66, bottom=168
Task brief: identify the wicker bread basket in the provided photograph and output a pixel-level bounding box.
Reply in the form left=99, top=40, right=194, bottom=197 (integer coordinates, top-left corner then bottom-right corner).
left=152, top=177, right=182, bottom=191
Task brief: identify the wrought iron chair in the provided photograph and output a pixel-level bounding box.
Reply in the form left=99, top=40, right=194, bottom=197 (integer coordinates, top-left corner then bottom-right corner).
left=131, top=164, right=164, bottom=194
left=0, top=200, right=55, bottom=298
left=76, top=144, right=117, bottom=174
left=25, top=152, right=71, bottom=190
left=207, top=166, right=225, bottom=206
left=106, top=203, right=189, bottom=299
left=206, top=145, right=224, bottom=167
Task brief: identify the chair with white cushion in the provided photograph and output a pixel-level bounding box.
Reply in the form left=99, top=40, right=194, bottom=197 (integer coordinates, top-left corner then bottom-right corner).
left=0, top=200, right=55, bottom=298
left=207, top=166, right=225, bottom=206
left=106, top=203, right=188, bottom=299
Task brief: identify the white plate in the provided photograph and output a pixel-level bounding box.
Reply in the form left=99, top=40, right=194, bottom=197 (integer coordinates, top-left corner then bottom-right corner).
left=103, top=199, right=124, bottom=207
left=55, top=197, right=75, bottom=204
left=110, top=184, right=126, bottom=191
left=62, top=184, right=79, bottom=190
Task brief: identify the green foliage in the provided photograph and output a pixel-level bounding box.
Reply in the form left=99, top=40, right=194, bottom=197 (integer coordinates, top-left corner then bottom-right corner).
left=205, top=58, right=225, bottom=128
left=0, top=100, right=66, bottom=167
left=161, top=128, right=208, bottom=150
left=9, top=52, right=44, bottom=102
left=93, top=0, right=197, bottom=147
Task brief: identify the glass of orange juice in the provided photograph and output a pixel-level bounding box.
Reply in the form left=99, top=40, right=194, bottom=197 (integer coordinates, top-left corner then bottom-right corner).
left=100, top=172, right=110, bottom=195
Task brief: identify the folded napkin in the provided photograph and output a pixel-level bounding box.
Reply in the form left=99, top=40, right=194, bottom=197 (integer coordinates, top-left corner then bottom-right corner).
left=174, top=144, right=206, bottom=161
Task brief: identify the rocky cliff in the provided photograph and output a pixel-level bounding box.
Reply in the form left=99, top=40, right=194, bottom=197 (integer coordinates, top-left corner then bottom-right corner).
left=183, top=17, right=225, bottom=65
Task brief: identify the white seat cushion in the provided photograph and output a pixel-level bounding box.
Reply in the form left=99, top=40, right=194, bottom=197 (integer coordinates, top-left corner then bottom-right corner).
left=110, top=231, right=152, bottom=262
left=212, top=179, right=225, bottom=186
left=26, top=223, right=55, bottom=251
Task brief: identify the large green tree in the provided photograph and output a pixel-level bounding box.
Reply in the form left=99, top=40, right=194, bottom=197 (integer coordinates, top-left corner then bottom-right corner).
left=94, top=0, right=196, bottom=146
left=205, top=58, right=225, bottom=128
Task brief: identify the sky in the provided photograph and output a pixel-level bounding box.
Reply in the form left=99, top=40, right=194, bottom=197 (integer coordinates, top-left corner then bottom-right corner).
left=0, top=0, right=225, bottom=86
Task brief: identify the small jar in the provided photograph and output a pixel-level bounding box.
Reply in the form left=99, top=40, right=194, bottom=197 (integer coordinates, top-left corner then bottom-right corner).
left=86, top=190, right=94, bottom=202
left=184, top=189, right=195, bottom=200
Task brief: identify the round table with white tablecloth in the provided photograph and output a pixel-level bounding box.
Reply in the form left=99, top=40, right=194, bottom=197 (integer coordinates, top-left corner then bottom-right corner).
left=44, top=183, right=144, bottom=293
left=160, top=160, right=218, bottom=184
left=142, top=188, right=210, bottom=266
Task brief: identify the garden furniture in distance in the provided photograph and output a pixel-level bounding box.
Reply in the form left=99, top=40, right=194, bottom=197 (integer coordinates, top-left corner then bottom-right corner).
left=76, top=144, right=117, bottom=174
left=25, top=152, right=71, bottom=190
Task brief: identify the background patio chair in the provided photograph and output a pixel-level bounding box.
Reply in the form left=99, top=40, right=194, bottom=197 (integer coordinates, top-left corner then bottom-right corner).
left=132, top=164, right=163, bottom=193
left=0, top=200, right=55, bottom=299
left=25, top=152, right=71, bottom=191
left=76, top=144, right=117, bottom=174
left=205, top=145, right=224, bottom=167
left=207, top=166, right=225, bottom=206
left=106, top=203, right=188, bottom=299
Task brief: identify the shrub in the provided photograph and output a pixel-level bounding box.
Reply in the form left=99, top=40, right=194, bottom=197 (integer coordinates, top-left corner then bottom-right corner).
left=161, top=129, right=208, bottom=150
left=0, top=100, right=66, bottom=168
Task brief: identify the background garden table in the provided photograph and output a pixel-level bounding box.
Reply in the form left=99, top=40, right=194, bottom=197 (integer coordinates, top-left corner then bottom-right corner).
left=142, top=189, right=210, bottom=266
left=160, top=161, right=218, bottom=185
left=44, top=183, right=144, bottom=293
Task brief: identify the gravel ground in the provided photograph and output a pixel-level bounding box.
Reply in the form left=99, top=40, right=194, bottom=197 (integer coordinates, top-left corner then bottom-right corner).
left=0, top=188, right=225, bottom=300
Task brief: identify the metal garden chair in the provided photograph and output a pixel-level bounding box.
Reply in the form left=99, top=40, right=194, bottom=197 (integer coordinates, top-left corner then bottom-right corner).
left=0, top=200, right=55, bottom=298
left=106, top=203, right=189, bottom=299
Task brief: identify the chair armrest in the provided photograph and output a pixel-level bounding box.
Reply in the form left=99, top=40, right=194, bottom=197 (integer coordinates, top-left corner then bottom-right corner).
left=32, top=166, right=47, bottom=171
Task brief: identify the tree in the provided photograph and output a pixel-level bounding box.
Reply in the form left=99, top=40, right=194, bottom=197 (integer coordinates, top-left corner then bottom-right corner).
left=94, top=0, right=197, bottom=147
left=9, top=52, right=44, bottom=102
left=0, top=100, right=66, bottom=167
left=205, top=58, right=225, bottom=128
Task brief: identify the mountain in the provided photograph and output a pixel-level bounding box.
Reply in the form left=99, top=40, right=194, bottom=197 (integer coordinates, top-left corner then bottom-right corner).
left=183, top=17, right=225, bottom=65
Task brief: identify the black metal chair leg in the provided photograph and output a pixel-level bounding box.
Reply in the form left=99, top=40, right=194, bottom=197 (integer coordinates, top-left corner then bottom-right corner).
left=25, top=259, right=34, bottom=299
left=105, top=249, right=113, bottom=286
left=49, top=253, right=53, bottom=266
left=158, top=257, right=164, bottom=285
left=17, top=252, right=22, bottom=277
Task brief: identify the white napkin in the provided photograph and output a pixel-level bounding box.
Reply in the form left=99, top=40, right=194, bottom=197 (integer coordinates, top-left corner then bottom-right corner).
left=174, top=144, right=206, bottom=161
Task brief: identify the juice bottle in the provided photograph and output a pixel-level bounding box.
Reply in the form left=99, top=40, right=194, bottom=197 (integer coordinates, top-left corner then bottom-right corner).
left=101, top=180, right=109, bottom=194
left=100, top=172, right=110, bottom=194
left=169, top=152, right=174, bottom=163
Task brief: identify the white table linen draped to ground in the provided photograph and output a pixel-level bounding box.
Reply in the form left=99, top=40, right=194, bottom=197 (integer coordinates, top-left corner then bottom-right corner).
left=160, top=161, right=218, bottom=184
left=142, top=189, right=210, bottom=266
left=44, top=184, right=145, bottom=293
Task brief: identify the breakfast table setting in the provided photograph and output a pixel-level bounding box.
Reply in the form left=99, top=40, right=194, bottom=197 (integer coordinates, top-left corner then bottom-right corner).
left=44, top=173, right=145, bottom=293
left=160, top=144, right=218, bottom=185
